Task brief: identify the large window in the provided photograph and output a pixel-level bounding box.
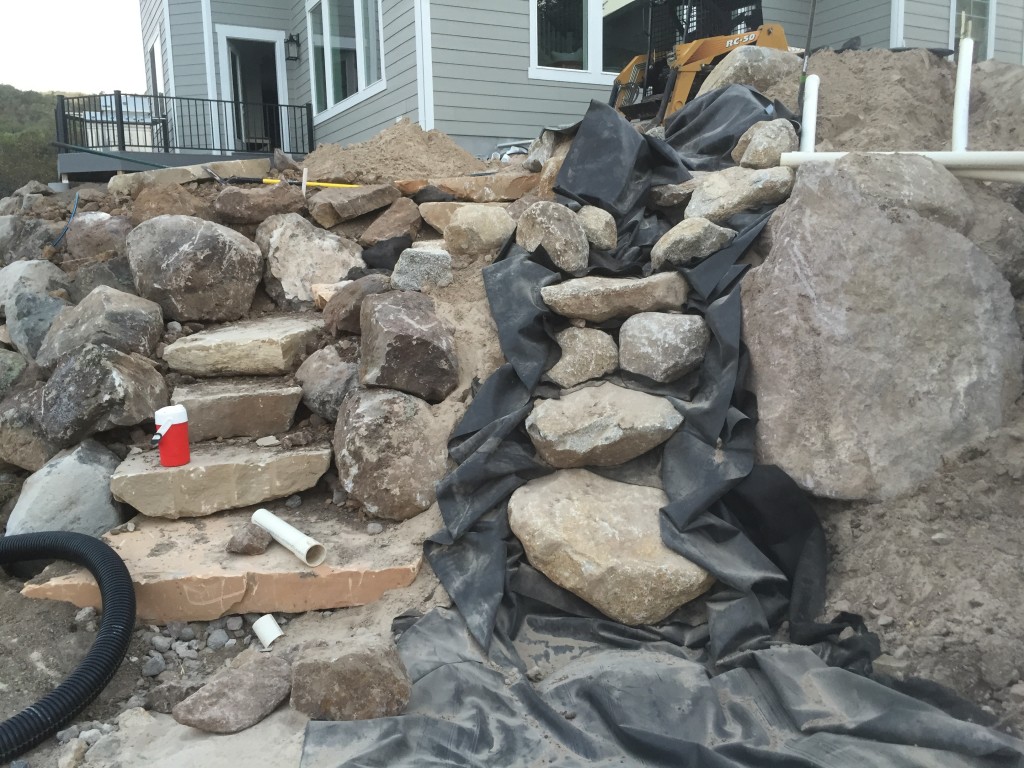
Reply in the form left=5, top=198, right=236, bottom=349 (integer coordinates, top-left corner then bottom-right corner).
left=954, top=0, right=991, bottom=59
left=308, top=0, right=385, bottom=115
left=532, top=0, right=764, bottom=83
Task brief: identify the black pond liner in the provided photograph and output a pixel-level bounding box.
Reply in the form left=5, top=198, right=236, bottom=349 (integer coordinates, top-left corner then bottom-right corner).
left=301, top=88, right=1024, bottom=767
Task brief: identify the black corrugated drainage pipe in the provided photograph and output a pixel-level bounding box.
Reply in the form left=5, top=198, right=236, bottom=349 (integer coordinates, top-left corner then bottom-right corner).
left=0, top=532, right=136, bottom=762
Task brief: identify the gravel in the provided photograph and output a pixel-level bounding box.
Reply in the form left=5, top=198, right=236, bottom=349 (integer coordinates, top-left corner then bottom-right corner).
left=141, top=655, right=166, bottom=677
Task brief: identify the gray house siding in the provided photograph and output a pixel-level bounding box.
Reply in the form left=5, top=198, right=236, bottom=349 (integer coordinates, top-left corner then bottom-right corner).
left=141, top=0, right=172, bottom=94
left=811, top=0, right=891, bottom=49
left=312, top=0, right=420, bottom=146
left=168, top=0, right=206, bottom=99
left=430, top=0, right=607, bottom=155
left=903, top=0, right=952, bottom=49
left=762, top=0, right=811, bottom=45
left=994, top=0, right=1024, bottom=62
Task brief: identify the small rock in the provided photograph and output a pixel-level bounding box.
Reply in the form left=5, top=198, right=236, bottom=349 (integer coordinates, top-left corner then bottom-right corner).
left=323, top=273, right=392, bottom=336
left=649, top=179, right=700, bottom=209
left=57, top=737, right=88, bottom=768
left=75, top=606, right=98, bottom=625
left=877, top=615, right=895, bottom=628
left=618, top=312, right=710, bottom=383
left=142, top=655, right=166, bottom=677
left=731, top=118, right=798, bottom=169
left=290, top=635, right=410, bottom=721
left=358, top=197, right=422, bottom=246
left=294, top=346, right=360, bottom=422
left=166, top=321, right=183, bottom=333
left=931, top=532, right=952, bottom=545
left=226, top=616, right=244, bottom=632
left=206, top=628, right=230, bottom=650
left=174, top=641, right=198, bottom=660
left=284, top=494, right=302, bottom=509
left=227, top=522, right=274, bottom=555
left=540, top=273, right=688, bottom=323
left=151, top=635, right=173, bottom=653
left=79, top=728, right=102, bottom=746
left=255, top=436, right=281, bottom=447
left=366, top=522, right=384, bottom=535
left=390, top=248, right=454, bottom=291
left=144, top=680, right=205, bottom=714
left=443, top=205, right=516, bottom=267
left=56, top=725, right=81, bottom=743
left=172, top=651, right=292, bottom=734
left=872, top=653, right=909, bottom=678
left=1008, top=682, right=1024, bottom=703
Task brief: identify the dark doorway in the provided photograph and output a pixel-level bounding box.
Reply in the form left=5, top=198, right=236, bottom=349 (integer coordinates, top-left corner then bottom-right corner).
left=227, top=39, right=282, bottom=151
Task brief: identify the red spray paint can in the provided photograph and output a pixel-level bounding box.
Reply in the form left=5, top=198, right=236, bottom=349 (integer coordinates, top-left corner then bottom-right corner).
left=152, top=404, right=190, bottom=467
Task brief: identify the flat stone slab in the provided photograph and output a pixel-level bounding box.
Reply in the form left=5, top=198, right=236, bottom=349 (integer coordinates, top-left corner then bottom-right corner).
left=162, top=315, right=322, bottom=376
left=21, top=505, right=438, bottom=621
left=110, top=441, right=331, bottom=518
left=171, top=379, right=302, bottom=442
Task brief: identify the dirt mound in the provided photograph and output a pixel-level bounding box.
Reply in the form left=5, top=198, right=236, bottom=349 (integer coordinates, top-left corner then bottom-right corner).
left=302, top=119, right=487, bottom=185
left=796, top=48, right=1024, bottom=153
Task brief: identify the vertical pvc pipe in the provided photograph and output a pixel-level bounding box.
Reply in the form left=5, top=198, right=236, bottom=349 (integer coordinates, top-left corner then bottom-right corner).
left=952, top=37, right=974, bottom=152
left=800, top=75, right=820, bottom=153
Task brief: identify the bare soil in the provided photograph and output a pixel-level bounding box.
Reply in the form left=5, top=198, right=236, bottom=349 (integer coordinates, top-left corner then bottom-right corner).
left=301, top=118, right=487, bottom=185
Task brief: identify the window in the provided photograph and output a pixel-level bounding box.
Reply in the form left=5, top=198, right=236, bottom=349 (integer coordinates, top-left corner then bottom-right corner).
left=148, top=37, right=165, bottom=96
left=307, top=0, right=385, bottom=116
left=954, top=0, right=991, bottom=59
left=532, top=0, right=765, bottom=83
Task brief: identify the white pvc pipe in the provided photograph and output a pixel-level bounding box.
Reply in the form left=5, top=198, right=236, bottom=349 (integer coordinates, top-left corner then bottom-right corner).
left=251, top=508, right=326, bottom=567
left=950, top=169, right=1024, bottom=183
left=252, top=614, right=284, bottom=648
left=800, top=74, right=820, bottom=153
left=952, top=37, right=974, bottom=152
left=780, top=150, right=1024, bottom=170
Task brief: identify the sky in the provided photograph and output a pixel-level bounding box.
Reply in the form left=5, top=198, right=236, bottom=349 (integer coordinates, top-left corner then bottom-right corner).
left=0, top=0, right=146, bottom=94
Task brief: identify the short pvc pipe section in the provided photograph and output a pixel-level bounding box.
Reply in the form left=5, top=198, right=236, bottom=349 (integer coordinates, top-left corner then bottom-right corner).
left=251, top=509, right=326, bottom=567
left=952, top=37, right=974, bottom=152
left=800, top=74, right=820, bottom=152
left=0, top=532, right=136, bottom=763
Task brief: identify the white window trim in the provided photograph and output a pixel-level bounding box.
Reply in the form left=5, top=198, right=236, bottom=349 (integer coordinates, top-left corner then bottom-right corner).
left=948, top=0, right=997, bottom=59
left=306, top=0, right=389, bottom=124
left=528, top=0, right=617, bottom=85
left=215, top=25, right=292, bottom=152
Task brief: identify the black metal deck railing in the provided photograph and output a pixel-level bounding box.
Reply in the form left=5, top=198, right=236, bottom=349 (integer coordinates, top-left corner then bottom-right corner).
left=55, top=91, right=314, bottom=157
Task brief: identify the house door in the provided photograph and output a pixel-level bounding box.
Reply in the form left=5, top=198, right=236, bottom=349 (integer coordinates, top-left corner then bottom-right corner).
left=226, top=38, right=282, bottom=152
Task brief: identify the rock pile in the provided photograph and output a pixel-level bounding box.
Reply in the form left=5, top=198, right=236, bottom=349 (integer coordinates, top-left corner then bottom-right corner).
left=4, top=45, right=1024, bottom=759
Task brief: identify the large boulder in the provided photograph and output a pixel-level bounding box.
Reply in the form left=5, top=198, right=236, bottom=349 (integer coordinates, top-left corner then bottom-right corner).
left=576, top=205, right=617, bottom=251
left=6, top=291, right=69, bottom=359
left=526, top=382, right=683, bottom=468
left=743, top=154, right=1024, bottom=500
left=5, top=440, right=121, bottom=538
left=390, top=248, right=453, bottom=292
left=256, top=213, right=365, bottom=306
left=126, top=215, right=263, bottom=322
left=212, top=182, right=305, bottom=224
left=964, top=182, right=1024, bottom=297
left=516, top=201, right=590, bottom=272
left=0, top=216, right=62, bottom=265
left=359, top=291, right=459, bottom=403
left=334, top=389, right=451, bottom=520
left=170, top=379, right=302, bottom=441
left=695, top=45, right=801, bottom=99
left=294, top=346, right=359, bottom=422
left=731, top=119, right=799, bottom=169
left=130, top=184, right=215, bottom=225
left=68, top=256, right=136, bottom=303
left=36, top=285, right=163, bottom=371
left=0, top=384, right=63, bottom=470
left=40, top=344, right=168, bottom=445
left=0, top=260, right=70, bottom=319
left=508, top=469, right=714, bottom=625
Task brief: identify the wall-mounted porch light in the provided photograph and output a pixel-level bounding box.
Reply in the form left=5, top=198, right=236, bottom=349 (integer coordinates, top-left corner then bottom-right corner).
left=285, top=33, right=301, bottom=62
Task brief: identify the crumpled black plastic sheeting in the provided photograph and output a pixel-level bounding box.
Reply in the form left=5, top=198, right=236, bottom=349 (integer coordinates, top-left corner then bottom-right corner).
left=302, top=88, right=1024, bottom=767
